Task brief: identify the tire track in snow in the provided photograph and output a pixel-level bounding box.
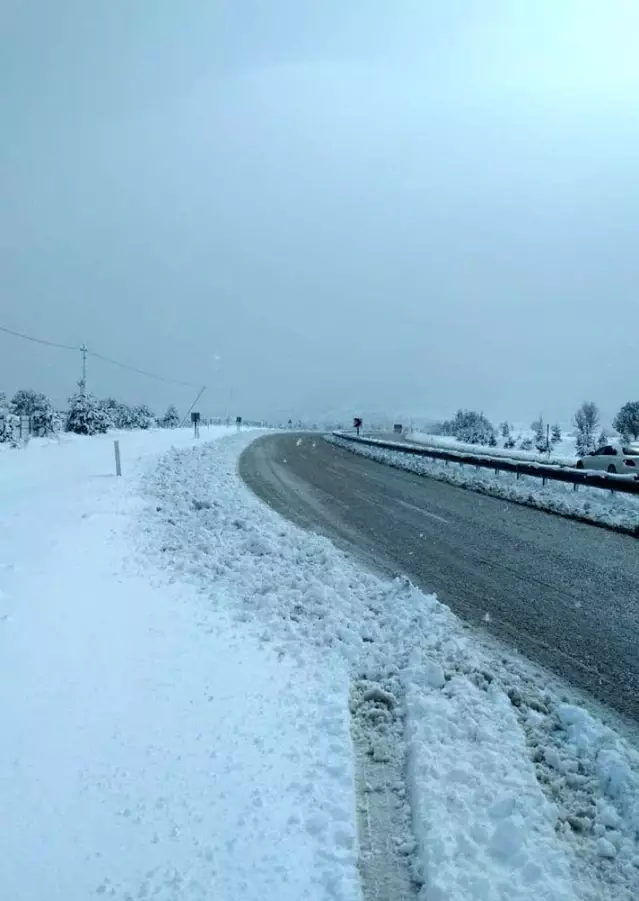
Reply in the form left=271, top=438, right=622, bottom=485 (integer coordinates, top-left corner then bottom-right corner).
left=350, top=678, right=420, bottom=901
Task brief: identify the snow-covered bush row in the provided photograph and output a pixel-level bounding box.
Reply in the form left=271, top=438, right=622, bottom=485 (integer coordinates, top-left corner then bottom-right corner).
left=331, top=437, right=639, bottom=535
left=0, top=386, right=182, bottom=441
left=435, top=411, right=566, bottom=455
left=407, top=431, right=577, bottom=466
left=65, top=390, right=179, bottom=436
left=0, top=389, right=58, bottom=443
left=423, top=398, right=639, bottom=461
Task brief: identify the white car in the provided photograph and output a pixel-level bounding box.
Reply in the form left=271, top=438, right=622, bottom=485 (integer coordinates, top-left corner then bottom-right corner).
left=576, top=444, right=639, bottom=475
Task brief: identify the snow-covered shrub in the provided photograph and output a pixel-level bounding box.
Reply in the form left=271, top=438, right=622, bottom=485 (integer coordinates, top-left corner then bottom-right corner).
left=11, top=389, right=57, bottom=437
left=98, top=398, right=156, bottom=430
left=440, top=410, right=497, bottom=445
left=162, top=405, right=180, bottom=428
left=66, top=387, right=111, bottom=435
left=0, top=396, right=20, bottom=446
left=131, top=404, right=155, bottom=430
left=99, top=398, right=137, bottom=430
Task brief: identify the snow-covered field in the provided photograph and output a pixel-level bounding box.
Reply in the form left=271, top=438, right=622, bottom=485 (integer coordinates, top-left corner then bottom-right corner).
left=333, top=437, right=639, bottom=535
left=1, top=429, right=638, bottom=900
left=407, top=431, right=579, bottom=466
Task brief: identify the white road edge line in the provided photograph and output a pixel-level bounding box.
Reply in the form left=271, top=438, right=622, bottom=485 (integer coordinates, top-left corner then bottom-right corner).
left=396, top=498, right=450, bottom=525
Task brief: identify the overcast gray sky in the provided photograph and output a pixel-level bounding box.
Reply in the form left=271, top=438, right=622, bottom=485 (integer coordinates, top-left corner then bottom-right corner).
left=2, top=1, right=638, bottom=424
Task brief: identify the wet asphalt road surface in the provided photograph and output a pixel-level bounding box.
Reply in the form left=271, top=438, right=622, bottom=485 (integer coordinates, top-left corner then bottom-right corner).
left=239, top=433, right=639, bottom=723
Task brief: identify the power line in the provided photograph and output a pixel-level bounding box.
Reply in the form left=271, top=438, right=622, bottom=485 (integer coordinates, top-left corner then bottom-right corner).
left=88, top=350, right=201, bottom=388
left=1, top=322, right=202, bottom=388
left=0, top=324, right=80, bottom=352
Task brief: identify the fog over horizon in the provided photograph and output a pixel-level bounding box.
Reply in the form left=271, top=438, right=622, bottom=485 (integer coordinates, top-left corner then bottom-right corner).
left=2, top=1, right=638, bottom=426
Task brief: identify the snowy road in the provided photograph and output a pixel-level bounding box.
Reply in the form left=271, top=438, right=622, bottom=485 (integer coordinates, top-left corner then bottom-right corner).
left=239, top=433, right=639, bottom=723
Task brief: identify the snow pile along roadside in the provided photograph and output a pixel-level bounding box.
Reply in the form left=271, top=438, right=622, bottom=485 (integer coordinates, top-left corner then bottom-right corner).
left=141, top=434, right=639, bottom=901
left=329, top=436, right=639, bottom=535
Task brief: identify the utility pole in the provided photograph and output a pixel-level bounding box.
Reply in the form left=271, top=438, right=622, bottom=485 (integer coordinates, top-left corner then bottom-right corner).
left=180, top=385, right=207, bottom=428
left=80, top=343, right=88, bottom=394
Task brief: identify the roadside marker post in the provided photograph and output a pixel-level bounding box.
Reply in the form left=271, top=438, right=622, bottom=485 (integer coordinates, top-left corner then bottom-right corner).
left=114, top=440, right=122, bottom=477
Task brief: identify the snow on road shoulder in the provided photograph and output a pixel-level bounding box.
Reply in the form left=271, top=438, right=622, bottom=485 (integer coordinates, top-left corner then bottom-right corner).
left=141, top=434, right=639, bottom=901
left=329, top=436, right=639, bottom=535
left=0, top=427, right=359, bottom=901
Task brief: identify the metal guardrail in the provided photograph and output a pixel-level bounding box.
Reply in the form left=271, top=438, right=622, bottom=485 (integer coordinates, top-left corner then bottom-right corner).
left=333, top=433, right=639, bottom=497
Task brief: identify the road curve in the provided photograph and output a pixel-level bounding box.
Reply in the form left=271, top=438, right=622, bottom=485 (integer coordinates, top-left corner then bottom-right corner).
left=239, top=433, right=639, bottom=722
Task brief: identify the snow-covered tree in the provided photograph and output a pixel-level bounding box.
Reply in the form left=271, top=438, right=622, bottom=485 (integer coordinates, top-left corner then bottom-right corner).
left=499, top=421, right=510, bottom=439
left=551, top=423, right=562, bottom=445
left=440, top=410, right=497, bottom=445
left=0, top=393, right=20, bottom=446
left=531, top=416, right=549, bottom=453
left=162, top=404, right=180, bottom=428
left=100, top=397, right=121, bottom=425
left=11, top=389, right=57, bottom=436
left=519, top=437, right=534, bottom=451
left=574, top=401, right=600, bottom=456
left=118, top=404, right=137, bottom=429
left=612, top=401, right=639, bottom=442
left=132, top=404, right=155, bottom=430
left=11, top=389, right=38, bottom=416
left=97, top=398, right=159, bottom=431
left=100, top=397, right=137, bottom=430
left=66, top=385, right=111, bottom=435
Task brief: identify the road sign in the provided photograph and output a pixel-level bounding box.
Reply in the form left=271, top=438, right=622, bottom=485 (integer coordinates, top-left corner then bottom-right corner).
left=191, top=412, right=200, bottom=423
left=353, top=417, right=362, bottom=436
